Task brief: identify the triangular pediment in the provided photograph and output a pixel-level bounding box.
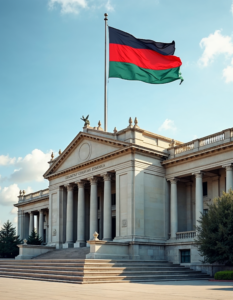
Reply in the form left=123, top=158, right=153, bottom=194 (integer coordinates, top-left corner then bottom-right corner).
left=44, top=132, right=129, bottom=178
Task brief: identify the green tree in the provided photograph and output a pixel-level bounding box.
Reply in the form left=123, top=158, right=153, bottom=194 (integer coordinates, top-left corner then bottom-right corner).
left=0, top=220, right=22, bottom=258
left=27, top=229, right=43, bottom=245
left=195, top=190, right=233, bottom=265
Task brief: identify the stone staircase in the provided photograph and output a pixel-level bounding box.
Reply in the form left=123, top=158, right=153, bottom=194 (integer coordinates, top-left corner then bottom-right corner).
left=0, top=259, right=210, bottom=283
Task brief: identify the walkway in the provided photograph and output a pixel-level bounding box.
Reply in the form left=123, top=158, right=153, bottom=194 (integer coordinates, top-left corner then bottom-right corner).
left=0, top=278, right=232, bottom=300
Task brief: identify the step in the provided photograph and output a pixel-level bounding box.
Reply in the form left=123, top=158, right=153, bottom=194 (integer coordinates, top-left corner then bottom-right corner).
left=0, top=266, right=189, bottom=272
left=0, top=274, right=210, bottom=284
left=0, top=268, right=200, bottom=276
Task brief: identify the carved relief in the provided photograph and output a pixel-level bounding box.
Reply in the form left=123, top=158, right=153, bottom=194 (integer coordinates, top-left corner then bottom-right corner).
left=122, top=219, right=127, bottom=227
left=78, top=142, right=92, bottom=161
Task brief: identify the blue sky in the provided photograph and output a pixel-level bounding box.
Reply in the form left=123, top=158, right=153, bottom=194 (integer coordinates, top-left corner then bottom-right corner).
left=1, top=0, right=233, bottom=230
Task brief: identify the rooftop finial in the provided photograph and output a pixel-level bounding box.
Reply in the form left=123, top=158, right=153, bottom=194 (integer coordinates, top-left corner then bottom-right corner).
left=51, top=152, right=54, bottom=160
left=97, top=120, right=103, bottom=131
left=59, top=149, right=62, bottom=155
left=113, top=127, right=117, bottom=134
left=128, top=117, right=133, bottom=128
left=22, top=190, right=25, bottom=196
left=134, top=117, right=139, bottom=128
left=19, top=190, right=22, bottom=196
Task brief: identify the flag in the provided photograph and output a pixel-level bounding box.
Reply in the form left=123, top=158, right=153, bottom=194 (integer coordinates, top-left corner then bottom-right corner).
left=109, top=27, right=183, bottom=84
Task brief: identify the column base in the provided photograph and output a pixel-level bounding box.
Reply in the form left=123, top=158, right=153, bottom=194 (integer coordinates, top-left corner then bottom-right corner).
left=63, top=242, right=74, bottom=249
left=74, top=241, right=86, bottom=248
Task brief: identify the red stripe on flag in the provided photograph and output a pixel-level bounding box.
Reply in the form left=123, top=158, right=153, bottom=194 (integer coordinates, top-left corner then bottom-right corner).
left=110, top=43, right=182, bottom=71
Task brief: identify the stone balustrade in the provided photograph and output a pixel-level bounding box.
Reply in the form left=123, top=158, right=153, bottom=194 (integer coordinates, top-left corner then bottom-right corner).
left=175, top=142, right=194, bottom=155
left=176, top=231, right=196, bottom=239
left=18, top=188, right=49, bottom=203
left=199, top=132, right=224, bottom=147
left=170, top=128, right=232, bottom=158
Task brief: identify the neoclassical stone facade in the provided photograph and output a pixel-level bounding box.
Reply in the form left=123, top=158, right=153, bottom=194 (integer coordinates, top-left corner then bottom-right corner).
left=14, top=119, right=233, bottom=264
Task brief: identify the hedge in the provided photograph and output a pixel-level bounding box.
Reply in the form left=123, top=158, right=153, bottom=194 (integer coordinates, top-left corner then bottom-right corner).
left=214, top=271, right=233, bottom=280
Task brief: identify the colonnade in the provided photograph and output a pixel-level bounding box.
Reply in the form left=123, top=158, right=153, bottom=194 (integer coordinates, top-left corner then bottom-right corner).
left=169, top=166, right=233, bottom=239
left=26, top=209, right=47, bottom=241
left=64, top=173, right=112, bottom=247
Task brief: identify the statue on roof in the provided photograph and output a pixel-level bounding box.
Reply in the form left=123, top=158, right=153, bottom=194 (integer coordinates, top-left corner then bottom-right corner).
left=81, top=115, right=90, bottom=127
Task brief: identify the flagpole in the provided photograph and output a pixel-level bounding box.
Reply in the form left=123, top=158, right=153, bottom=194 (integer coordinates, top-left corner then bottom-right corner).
left=104, top=13, right=108, bottom=132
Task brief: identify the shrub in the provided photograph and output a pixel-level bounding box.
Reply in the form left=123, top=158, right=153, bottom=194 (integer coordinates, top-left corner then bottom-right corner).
left=214, top=271, right=233, bottom=280
left=27, top=230, right=43, bottom=245
left=195, top=190, right=233, bottom=265
left=0, top=220, right=22, bottom=258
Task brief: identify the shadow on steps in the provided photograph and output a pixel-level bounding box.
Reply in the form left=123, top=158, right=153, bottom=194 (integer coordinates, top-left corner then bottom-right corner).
left=33, top=247, right=90, bottom=260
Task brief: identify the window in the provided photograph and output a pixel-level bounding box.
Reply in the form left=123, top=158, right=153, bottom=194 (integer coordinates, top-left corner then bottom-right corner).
left=43, top=215, right=46, bottom=222
left=180, top=250, right=190, bottom=263
left=203, top=182, right=208, bottom=196
left=111, top=193, right=116, bottom=206
left=97, top=197, right=100, bottom=210
left=203, top=209, right=208, bottom=215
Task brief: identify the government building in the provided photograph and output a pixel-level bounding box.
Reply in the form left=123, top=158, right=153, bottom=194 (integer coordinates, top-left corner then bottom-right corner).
left=14, top=119, right=233, bottom=265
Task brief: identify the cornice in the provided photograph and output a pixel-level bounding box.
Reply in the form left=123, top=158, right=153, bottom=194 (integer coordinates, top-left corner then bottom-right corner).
left=162, top=140, right=233, bottom=167
left=45, top=145, right=167, bottom=181
left=14, top=195, right=49, bottom=207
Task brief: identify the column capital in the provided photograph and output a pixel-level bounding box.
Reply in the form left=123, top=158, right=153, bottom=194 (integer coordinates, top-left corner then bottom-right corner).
left=168, top=178, right=178, bottom=184
left=88, top=177, right=98, bottom=185
left=64, top=183, right=74, bottom=191
left=224, top=165, right=233, bottom=171
left=75, top=181, right=85, bottom=189
left=192, top=171, right=203, bottom=178
left=103, top=173, right=111, bottom=181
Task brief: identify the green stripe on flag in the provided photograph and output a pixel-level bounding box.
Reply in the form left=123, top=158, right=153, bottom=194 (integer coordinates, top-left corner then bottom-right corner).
left=109, top=61, right=181, bottom=84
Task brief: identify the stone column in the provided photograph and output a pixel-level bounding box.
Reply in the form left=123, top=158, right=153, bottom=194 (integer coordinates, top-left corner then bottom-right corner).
left=186, top=182, right=192, bottom=231
left=29, top=212, right=34, bottom=235
left=39, top=210, right=44, bottom=241
left=226, top=165, right=233, bottom=192
left=89, top=178, right=98, bottom=240
left=36, top=214, right=39, bottom=235
left=103, top=173, right=112, bottom=241
left=170, top=179, right=178, bottom=239
left=64, top=184, right=74, bottom=248
left=194, top=172, right=203, bottom=227
left=170, top=178, right=178, bottom=239
left=74, top=182, right=85, bottom=247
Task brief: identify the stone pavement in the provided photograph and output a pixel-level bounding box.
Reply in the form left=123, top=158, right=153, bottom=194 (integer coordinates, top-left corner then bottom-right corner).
left=0, top=278, right=232, bottom=300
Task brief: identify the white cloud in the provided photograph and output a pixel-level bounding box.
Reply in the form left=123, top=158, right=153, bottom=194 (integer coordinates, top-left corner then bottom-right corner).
left=11, top=207, right=18, bottom=215
left=223, top=58, right=233, bottom=83
left=159, top=119, right=177, bottom=132
left=0, top=155, right=16, bottom=166
left=105, top=0, right=114, bottom=11
left=0, top=184, right=33, bottom=206
left=48, top=0, right=114, bottom=14
left=198, top=30, right=233, bottom=67
left=8, top=149, right=52, bottom=183
left=49, top=0, right=87, bottom=14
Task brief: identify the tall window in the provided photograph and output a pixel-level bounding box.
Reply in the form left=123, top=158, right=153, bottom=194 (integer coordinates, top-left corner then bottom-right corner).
left=111, top=193, right=116, bottom=206
left=180, top=250, right=190, bottom=263
left=97, top=197, right=100, bottom=210
left=203, top=182, right=208, bottom=196
left=203, top=209, right=208, bottom=215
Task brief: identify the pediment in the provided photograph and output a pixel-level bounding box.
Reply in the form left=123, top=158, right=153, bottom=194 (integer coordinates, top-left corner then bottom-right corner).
left=44, top=132, right=128, bottom=178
